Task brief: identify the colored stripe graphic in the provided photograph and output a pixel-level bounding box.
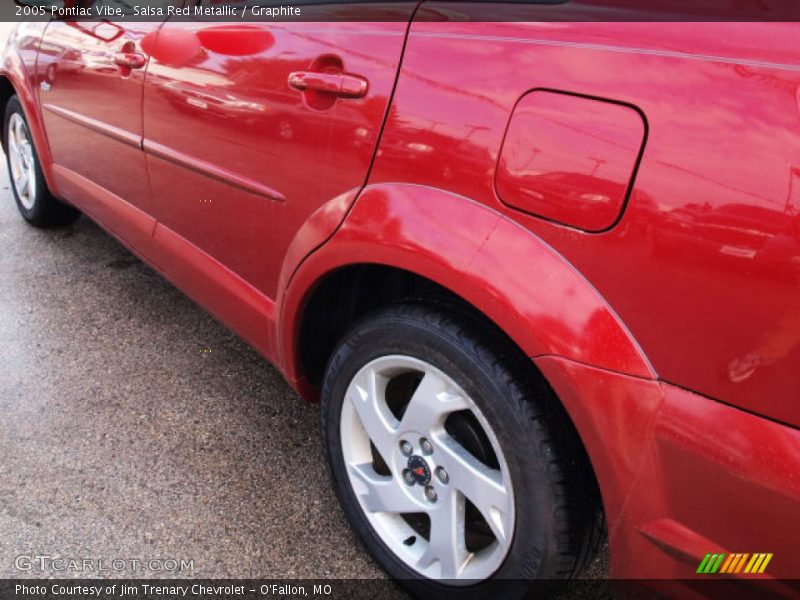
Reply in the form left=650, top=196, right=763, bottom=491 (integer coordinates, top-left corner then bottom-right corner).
left=758, top=554, right=773, bottom=573
left=719, top=554, right=735, bottom=573
left=705, top=553, right=773, bottom=575
left=697, top=553, right=725, bottom=573
left=721, top=554, right=739, bottom=574
left=736, top=553, right=750, bottom=573
left=745, top=554, right=760, bottom=573
left=697, top=554, right=712, bottom=573
left=711, top=554, right=725, bottom=573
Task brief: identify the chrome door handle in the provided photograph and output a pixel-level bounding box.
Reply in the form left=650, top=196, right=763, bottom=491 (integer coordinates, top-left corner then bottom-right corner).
left=113, top=52, right=146, bottom=69
left=288, top=71, right=368, bottom=99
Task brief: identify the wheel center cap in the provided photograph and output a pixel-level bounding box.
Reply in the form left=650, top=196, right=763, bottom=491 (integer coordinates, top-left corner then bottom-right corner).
left=406, top=455, right=431, bottom=486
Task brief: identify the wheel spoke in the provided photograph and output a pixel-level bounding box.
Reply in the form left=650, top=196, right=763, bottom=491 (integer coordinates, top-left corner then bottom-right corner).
left=8, top=134, right=20, bottom=174
left=25, top=166, right=36, bottom=198
left=418, top=490, right=467, bottom=579
left=14, top=118, right=25, bottom=149
left=12, top=171, right=22, bottom=187
left=399, top=370, right=470, bottom=433
left=7, top=129, right=17, bottom=156
left=19, top=173, right=30, bottom=196
left=22, top=143, right=34, bottom=167
left=347, top=462, right=419, bottom=514
left=436, top=436, right=514, bottom=544
left=9, top=152, right=22, bottom=181
left=347, top=367, right=398, bottom=464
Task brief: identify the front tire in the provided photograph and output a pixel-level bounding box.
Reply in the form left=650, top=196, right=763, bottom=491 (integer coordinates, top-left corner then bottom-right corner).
left=321, top=303, right=603, bottom=599
left=4, top=95, right=79, bottom=227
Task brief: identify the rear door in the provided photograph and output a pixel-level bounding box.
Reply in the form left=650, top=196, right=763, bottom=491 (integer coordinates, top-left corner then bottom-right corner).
left=37, top=1, right=179, bottom=249
left=142, top=2, right=414, bottom=302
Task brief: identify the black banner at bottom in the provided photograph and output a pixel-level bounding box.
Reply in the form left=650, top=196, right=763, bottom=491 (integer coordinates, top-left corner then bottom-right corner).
left=1, top=579, right=798, bottom=600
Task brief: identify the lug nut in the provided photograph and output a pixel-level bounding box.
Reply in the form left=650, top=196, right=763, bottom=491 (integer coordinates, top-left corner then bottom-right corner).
left=403, top=469, right=415, bottom=486
left=400, top=440, right=413, bottom=456
left=435, top=466, right=449, bottom=484
left=420, top=438, right=433, bottom=455
left=424, top=485, right=437, bottom=503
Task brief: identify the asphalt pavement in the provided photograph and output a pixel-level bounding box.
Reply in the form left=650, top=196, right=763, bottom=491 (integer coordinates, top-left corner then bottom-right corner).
left=0, top=159, right=387, bottom=580
left=0, top=154, right=607, bottom=587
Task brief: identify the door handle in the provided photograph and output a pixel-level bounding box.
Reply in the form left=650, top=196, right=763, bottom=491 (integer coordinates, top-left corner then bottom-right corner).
left=113, top=52, right=146, bottom=69
left=288, top=71, right=368, bottom=99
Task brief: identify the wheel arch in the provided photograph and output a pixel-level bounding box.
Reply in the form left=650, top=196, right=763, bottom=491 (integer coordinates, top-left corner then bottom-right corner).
left=279, top=183, right=655, bottom=395
left=0, top=36, right=58, bottom=194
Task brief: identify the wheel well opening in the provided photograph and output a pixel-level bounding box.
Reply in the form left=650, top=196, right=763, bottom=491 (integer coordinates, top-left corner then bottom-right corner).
left=0, top=76, right=15, bottom=151
left=299, top=265, right=482, bottom=388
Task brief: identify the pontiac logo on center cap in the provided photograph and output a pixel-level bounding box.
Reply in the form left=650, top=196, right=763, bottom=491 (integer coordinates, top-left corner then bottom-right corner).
left=407, top=455, right=431, bottom=486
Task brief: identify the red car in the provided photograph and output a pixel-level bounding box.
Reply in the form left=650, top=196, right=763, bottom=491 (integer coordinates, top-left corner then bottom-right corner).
left=2, top=2, right=799, bottom=596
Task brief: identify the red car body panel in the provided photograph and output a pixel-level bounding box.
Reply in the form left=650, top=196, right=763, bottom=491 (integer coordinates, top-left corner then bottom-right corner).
left=373, top=16, right=800, bottom=428
left=2, top=2, right=799, bottom=582
left=538, top=356, right=800, bottom=580
left=38, top=20, right=162, bottom=217
left=142, top=20, right=409, bottom=299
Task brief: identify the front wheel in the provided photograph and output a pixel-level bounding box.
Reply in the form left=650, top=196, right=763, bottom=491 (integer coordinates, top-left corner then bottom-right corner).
left=321, top=303, right=602, bottom=599
left=4, top=95, right=79, bottom=227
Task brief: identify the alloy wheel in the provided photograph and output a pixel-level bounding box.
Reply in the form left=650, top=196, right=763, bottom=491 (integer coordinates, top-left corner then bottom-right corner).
left=7, top=112, right=37, bottom=210
left=339, top=355, right=515, bottom=582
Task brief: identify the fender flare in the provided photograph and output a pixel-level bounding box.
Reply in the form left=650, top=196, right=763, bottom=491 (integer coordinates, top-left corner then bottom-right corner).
left=278, top=183, right=655, bottom=386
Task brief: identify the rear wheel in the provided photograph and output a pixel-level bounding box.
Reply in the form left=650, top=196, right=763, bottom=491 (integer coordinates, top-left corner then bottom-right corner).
left=4, top=95, right=79, bottom=227
left=321, top=303, right=603, bottom=599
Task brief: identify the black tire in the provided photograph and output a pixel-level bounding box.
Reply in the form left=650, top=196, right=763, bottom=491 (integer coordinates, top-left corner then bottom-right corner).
left=321, top=302, right=604, bottom=600
left=4, top=95, right=79, bottom=227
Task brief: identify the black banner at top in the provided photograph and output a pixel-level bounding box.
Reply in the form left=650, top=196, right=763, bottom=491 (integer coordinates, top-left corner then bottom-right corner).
left=4, top=0, right=800, bottom=23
